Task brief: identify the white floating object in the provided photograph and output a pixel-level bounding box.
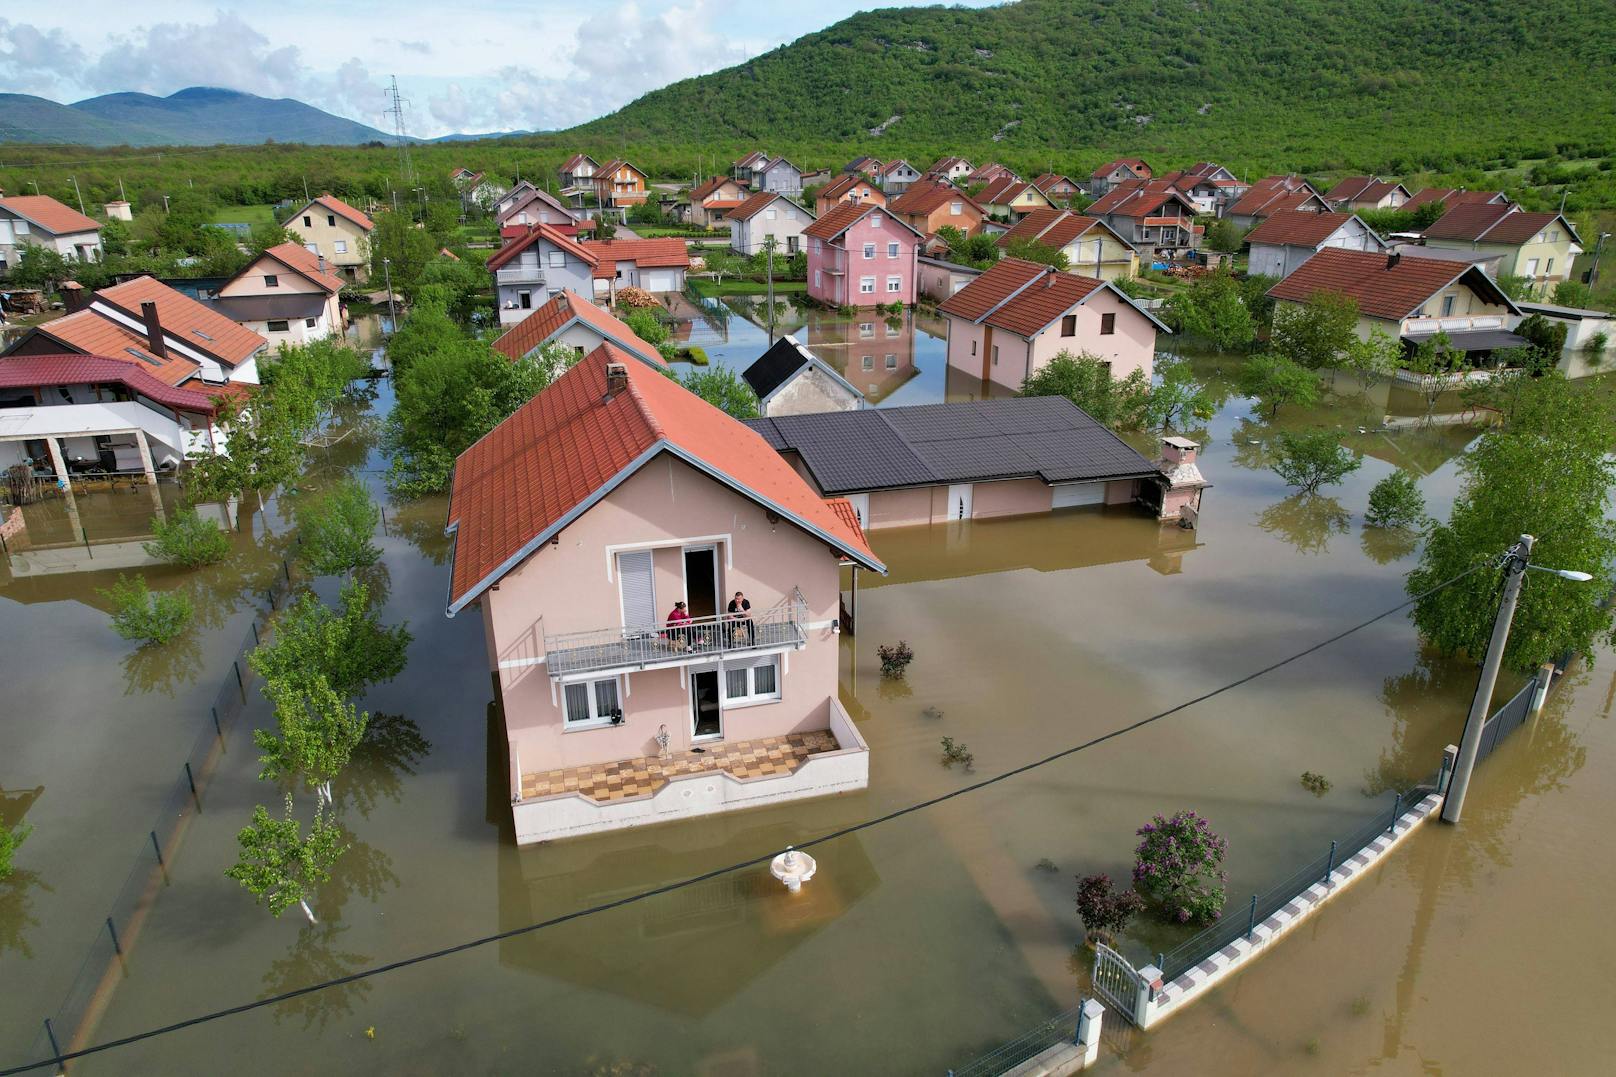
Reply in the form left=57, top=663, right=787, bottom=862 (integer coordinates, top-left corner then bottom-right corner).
left=770, top=846, right=817, bottom=893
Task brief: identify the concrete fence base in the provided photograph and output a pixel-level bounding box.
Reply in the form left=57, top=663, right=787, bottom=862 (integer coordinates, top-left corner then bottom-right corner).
left=1000, top=999, right=1104, bottom=1076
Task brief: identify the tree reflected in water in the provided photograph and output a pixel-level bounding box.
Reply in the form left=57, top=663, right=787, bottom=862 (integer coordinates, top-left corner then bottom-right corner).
left=334, top=712, right=432, bottom=819
left=121, top=627, right=205, bottom=697
left=312, top=826, right=399, bottom=923
left=262, top=919, right=372, bottom=1030
left=1360, top=524, right=1422, bottom=565
left=1256, top=494, right=1350, bottom=555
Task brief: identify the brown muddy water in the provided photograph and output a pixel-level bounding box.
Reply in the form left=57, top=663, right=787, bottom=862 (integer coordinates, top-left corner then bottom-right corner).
left=0, top=313, right=1609, bottom=1074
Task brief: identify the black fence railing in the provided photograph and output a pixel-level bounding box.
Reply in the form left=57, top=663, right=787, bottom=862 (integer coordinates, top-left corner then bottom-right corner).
left=946, top=1003, right=1085, bottom=1077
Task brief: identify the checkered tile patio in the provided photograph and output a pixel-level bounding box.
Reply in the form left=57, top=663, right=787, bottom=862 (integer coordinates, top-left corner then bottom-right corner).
left=520, top=729, right=841, bottom=803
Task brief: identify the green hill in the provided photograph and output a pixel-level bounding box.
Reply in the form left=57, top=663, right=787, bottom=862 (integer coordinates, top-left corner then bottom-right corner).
left=573, top=0, right=1616, bottom=173
left=0, top=94, right=154, bottom=146
left=0, top=87, right=399, bottom=147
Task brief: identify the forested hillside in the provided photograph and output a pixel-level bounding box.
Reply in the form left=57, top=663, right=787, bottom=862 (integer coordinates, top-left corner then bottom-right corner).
left=575, top=0, right=1614, bottom=172
left=0, top=88, right=397, bottom=147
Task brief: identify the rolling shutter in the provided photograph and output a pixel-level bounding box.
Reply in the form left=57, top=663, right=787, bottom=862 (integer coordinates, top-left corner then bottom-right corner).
left=618, top=550, right=655, bottom=630
left=1052, top=482, right=1106, bottom=509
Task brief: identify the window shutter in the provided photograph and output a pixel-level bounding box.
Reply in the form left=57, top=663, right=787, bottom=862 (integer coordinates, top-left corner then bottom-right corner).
left=618, top=550, right=656, bottom=630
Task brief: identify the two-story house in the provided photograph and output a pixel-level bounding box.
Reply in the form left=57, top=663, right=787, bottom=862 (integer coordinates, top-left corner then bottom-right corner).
left=583, top=238, right=691, bottom=297
left=212, top=242, right=345, bottom=344
left=726, top=192, right=815, bottom=255
left=815, top=174, right=886, bottom=216
left=559, top=155, right=599, bottom=190
left=755, top=158, right=804, bottom=197
left=451, top=169, right=506, bottom=209
left=732, top=151, right=770, bottom=187
left=0, top=195, right=102, bottom=275
left=966, top=162, right=1018, bottom=187
left=888, top=180, right=987, bottom=239
left=1085, top=181, right=1200, bottom=256
left=995, top=209, right=1139, bottom=280
left=1031, top=174, right=1083, bottom=204
left=1224, top=176, right=1329, bottom=230
left=1402, top=188, right=1510, bottom=215
left=1420, top=204, right=1583, bottom=296
left=876, top=160, right=922, bottom=194
left=928, top=157, right=974, bottom=184
left=686, top=176, right=749, bottom=229
left=842, top=155, right=884, bottom=176
left=486, top=223, right=600, bottom=324
left=593, top=159, right=649, bottom=207
left=497, top=186, right=579, bottom=231
left=495, top=180, right=539, bottom=219
left=804, top=201, right=924, bottom=308
left=1088, top=158, right=1152, bottom=197
left=1324, top=176, right=1412, bottom=211
left=445, top=345, right=884, bottom=844
left=492, top=290, right=666, bottom=369
left=1245, top=211, right=1387, bottom=279
left=282, top=194, right=373, bottom=284
left=939, top=257, right=1167, bottom=391
left=977, top=177, right=1054, bottom=222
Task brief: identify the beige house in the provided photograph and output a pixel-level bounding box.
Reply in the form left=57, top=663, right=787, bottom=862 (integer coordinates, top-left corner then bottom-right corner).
left=977, top=177, right=1054, bottom=222
left=213, top=242, right=345, bottom=345
left=995, top=209, right=1139, bottom=280
left=1421, top=204, right=1583, bottom=297
left=282, top=194, right=373, bottom=284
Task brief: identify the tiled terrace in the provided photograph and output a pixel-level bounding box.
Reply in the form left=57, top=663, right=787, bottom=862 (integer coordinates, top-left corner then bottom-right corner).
left=520, top=729, right=840, bottom=804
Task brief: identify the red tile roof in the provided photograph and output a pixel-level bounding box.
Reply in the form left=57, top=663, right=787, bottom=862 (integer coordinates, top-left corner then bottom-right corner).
left=0, top=195, right=101, bottom=235
left=938, top=258, right=1047, bottom=322
left=937, top=257, right=1114, bottom=337
left=802, top=201, right=920, bottom=243
left=725, top=190, right=793, bottom=222
left=1031, top=173, right=1077, bottom=194
left=1226, top=182, right=1328, bottom=220
left=690, top=176, right=738, bottom=201
left=1091, top=158, right=1150, bottom=179
left=0, top=353, right=223, bottom=412
left=26, top=312, right=201, bottom=385
left=818, top=174, right=883, bottom=203
left=1422, top=203, right=1576, bottom=245
left=96, top=276, right=267, bottom=367
left=930, top=156, right=972, bottom=173
left=490, top=291, right=665, bottom=368
left=1086, top=181, right=1196, bottom=219
left=487, top=222, right=598, bottom=272
left=978, top=177, right=1037, bottom=206
left=1324, top=176, right=1408, bottom=204
left=889, top=181, right=983, bottom=218
left=292, top=193, right=373, bottom=232
left=1403, top=188, right=1507, bottom=212
left=1266, top=247, right=1517, bottom=321
left=581, top=238, right=690, bottom=269
left=445, top=345, right=884, bottom=610
left=254, top=242, right=344, bottom=293
left=1245, top=210, right=1368, bottom=248
left=560, top=153, right=596, bottom=173
left=996, top=209, right=1106, bottom=250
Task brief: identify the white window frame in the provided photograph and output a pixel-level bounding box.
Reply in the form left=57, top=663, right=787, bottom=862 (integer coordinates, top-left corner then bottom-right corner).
left=950, top=202, right=963, bottom=215
left=859, top=322, right=875, bottom=338
left=887, top=275, right=902, bottom=293
left=548, top=250, right=565, bottom=268
left=862, top=354, right=874, bottom=370
left=887, top=242, right=899, bottom=258
left=885, top=353, right=897, bottom=369
left=860, top=276, right=876, bottom=294
left=863, top=242, right=876, bottom=259
left=1441, top=294, right=1456, bottom=316
left=767, top=208, right=778, bottom=221
left=1524, top=258, right=1540, bottom=277
left=722, top=655, right=781, bottom=707
left=333, top=240, right=348, bottom=254
left=562, top=676, right=625, bottom=729
left=871, top=214, right=884, bottom=228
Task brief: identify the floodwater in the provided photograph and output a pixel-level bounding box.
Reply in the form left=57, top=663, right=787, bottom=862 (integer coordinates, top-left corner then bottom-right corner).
left=0, top=300, right=1609, bottom=1074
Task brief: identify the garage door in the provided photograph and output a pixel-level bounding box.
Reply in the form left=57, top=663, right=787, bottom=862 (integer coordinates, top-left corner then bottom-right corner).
left=643, top=269, right=680, bottom=292
left=1051, top=482, right=1106, bottom=509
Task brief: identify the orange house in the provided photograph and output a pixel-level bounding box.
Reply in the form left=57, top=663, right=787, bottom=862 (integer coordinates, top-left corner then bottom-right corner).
left=815, top=174, right=886, bottom=216
left=888, top=180, right=987, bottom=239
left=593, top=159, right=649, bottom=207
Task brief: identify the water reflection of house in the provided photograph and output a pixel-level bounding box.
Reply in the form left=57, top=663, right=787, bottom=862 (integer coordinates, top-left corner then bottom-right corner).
left=802, top=310, right=920, bottom=404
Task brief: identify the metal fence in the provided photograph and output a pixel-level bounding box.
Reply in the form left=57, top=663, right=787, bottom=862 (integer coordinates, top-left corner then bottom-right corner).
left=25, top=552, right=305, bottom=1073
left=1474, top=681, right=1535, bottom=766
left=946, top=1003, right=1086, bottom=1077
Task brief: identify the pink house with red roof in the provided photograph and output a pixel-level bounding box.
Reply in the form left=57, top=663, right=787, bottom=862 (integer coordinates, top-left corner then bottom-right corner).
left=804, top=202, right=923, bottom=308
left=446, top=344, right=885, bottom=843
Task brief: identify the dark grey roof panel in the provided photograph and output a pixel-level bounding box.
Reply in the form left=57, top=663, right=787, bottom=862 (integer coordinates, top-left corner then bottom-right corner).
left=908, top=435, right=1040, bottom=483
left=742, top=338, right=809, bottom=400
left=880, top=403, right=1005, bottom=443
left=746, top=417, right=788, bottom=450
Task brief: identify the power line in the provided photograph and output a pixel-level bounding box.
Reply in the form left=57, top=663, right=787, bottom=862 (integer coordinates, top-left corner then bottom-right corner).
left=0, top=565, right=1486, bottom=1077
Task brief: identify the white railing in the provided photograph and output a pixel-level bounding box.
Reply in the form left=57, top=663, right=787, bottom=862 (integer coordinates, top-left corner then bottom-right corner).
left=495, top=266, right=546, bottom=286
left=544, top=600, right=809, bottom=679
left=1403, top=314, right=1507, bottom=335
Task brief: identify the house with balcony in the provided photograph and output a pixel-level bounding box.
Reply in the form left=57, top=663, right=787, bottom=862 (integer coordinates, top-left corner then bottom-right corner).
left=732, top=151, right=770, bottom=187
left=492, top=290, right=666, bottom=368
left=1031, top=174, right=1083, bottom=203
left=815, top=174, right=886, bottom=216
left=977, top=177, right=1054, bottom=222
left=1324, top=176, right=1412, bottom=211
left=281, top=194, right=373, bottom=284
left=1245, top=211, right=1386, bottom=279
left=583, top=238, right=690, bottom=298
left=1085, top=182, right=1200, bottom=256
left=995, top=209, right=1139, bottom=280
left=487, top=223, right=600, bottom=324
left=211, top=242, right=345, bottom=345
left=593, top=159, right=649, bottom=207
left=1420, top=204, right=1583, bottom=297
left=559, top=154, right=599, bottom=190
left=1223, top=176, right=1329, bottom=230
left=497, top=186, right=579, bottom=231
left=686, top=176, right=748, bottom=229
left=889, top=180, right=987, bottom=240
left=444, top=344, right=885, bottom=844
left=876, top=160, right=922, bottom=194
left=939, top=257, right=1166, bottom=391
left=804, top=201, right=924, bottom=309
left=1267, top=248, right=1524, bottom=362
left=0, top=195, right=102, bottom=275
left=725, top=192, right=814, bottom=256
left=1088, top=158, right=1152, bottom=197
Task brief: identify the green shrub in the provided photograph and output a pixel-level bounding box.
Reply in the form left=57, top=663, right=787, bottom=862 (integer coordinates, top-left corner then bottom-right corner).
left=297, top=478, right=382, bottom=575
left=1271, top=430, right=1361, bottom=493
left=144, top=508, right=231, bottom=566
left=1365, top=470, right=1426, bottom=529
left=0, top=820, right=31, bottom=880
left=101, top=575, right=193, bottom=644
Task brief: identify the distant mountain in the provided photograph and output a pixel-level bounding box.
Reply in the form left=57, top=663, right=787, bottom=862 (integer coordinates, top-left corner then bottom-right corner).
left=0, top=87, right=400, bottom=146
left=429, top=130, right=536, bottom=143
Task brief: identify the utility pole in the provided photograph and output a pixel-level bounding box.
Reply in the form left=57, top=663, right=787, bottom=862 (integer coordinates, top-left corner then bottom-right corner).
left=384, top=76, right=417, bottom=190
left=1591, top=232, right=1611, bottom=291
left=303, top=176, right=310, bottom=203
left=382, top=257, right=397, bottom=333
left=70, top=176, right=85, bottom=215
left=764, top=234, right=777, bottom=344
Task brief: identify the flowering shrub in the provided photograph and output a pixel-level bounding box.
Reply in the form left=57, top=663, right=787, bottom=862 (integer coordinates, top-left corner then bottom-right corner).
left=1132, top=810, right=1228, bottom=924
left=877, top=640, right=915, bottom=678
left=1075, top=872, right=1144, bottom=944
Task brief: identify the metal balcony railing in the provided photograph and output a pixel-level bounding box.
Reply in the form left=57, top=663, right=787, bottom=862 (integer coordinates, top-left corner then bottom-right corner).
left=544, top=600, right=810, bottom=679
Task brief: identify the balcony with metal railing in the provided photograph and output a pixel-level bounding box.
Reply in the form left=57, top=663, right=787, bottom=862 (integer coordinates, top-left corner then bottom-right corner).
left=495, top=265, right=547, bottom=286
left=544, top=600, right=810, bottom=679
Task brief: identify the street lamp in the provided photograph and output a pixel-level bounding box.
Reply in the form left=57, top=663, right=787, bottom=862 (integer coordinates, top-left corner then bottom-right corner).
left=1442, top=534, right=1592, bottom=823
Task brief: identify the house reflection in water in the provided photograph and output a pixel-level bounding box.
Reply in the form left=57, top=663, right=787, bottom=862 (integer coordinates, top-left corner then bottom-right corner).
left=802, top=309, right=924, bottom=404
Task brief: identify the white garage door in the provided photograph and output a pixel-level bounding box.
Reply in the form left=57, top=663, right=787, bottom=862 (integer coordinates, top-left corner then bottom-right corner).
left=1052, top=482, right=1106, bottom=509
left=643, top=269, right=680, bottom=292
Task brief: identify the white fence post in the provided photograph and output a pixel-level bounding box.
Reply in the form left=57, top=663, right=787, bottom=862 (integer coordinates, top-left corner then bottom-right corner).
left=1529, top=662, right=1555, bottom=718
left=1134, top=964, right=1164, bottom=1028
left=1076, top=998, right=1104, bottom=1066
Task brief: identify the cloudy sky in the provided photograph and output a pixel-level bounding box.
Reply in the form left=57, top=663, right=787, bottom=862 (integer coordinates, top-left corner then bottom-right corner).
left=0, top=1, right=1001, bottom=137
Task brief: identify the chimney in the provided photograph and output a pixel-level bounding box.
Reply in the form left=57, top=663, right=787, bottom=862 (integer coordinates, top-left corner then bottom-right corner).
left=604, top=362, right=629, bottom=399
left=1386, top=251, right=1401, bottom=270
left=140, top=301, right=168, bottom=358
left=317, top=253, right=326, bottom=274
left=1162, top=436, right=1198, bottom=469
left=60, top=281, right=85, bottom=313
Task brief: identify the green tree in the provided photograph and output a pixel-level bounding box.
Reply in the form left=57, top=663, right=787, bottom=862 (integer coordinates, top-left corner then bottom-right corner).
left=1408, top=373, right=1616, bottom=671
left=622, top=308, right=676, bottom=360
left=1552, top=280, right=1593, bottom=308
left=936, top=224, right=999, bottom=269
left=1494, top=274, right=1534, bottom=301
left=1403, top=330, right=1466, bottom=416
left=1165, top=270, right=1254, bottom=352
left=1021, top=350, right=1150, bottom=429
left=367, top=210, right=435, bottom=292
left=185, top=392, right=305, bottom=506
left=1142, top=353, right=1216, bottom=430
left=7, top=245, right=71, bottom=293
left=1270, top=289, right=1359, bottom=370
left=1270, top=430, right=1361, bottom=492
left=1365, top=469, right=1427, bottom=528
left=256, top=676, right=370, bottom=806
left=594, top=214, right=619, bottom=241
left=226, top=794, right=347, bottom=923
left=248, top=220, right=295, bottom=252
left=100, top=575, right=193, bottom=644
left=100, top=217, right=132, bottom=258
left=296, top=479, right=381, bottom=575
left=1238, top=353, right=1319, bottom=418
left=1203, top=216, right=1244, bottom=254
left=680, top=366, right=759, bottom=418
left=144, top=508, right=231, bottom=566
left=249, top=580, right=411, bottom=701
left=0, top=820, right=30, bottom=881
left=1132, top=810, right=1227, bottom=924
left=1003, top=236, right=1068, bottom=270
left=1342, top=326, right=1403, bottom=390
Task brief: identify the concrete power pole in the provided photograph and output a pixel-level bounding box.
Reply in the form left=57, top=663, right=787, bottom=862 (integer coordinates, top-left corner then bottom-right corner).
left=1442, top=535, right=1532, bottom=823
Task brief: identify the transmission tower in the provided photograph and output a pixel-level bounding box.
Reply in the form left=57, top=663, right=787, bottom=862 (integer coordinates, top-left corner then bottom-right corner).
left=384, top=75, right=417, bottom=189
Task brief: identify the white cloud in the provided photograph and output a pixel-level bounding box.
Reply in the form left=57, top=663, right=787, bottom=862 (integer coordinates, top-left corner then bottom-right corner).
left=0, top=18, right=90, bottom=96
left=89, top=12, right=308, bottom=101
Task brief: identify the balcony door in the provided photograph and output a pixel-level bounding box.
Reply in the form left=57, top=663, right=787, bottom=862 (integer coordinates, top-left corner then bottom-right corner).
left=683, top=545, right=719, bottom=620
left=690, top=668, right=722, bottom=741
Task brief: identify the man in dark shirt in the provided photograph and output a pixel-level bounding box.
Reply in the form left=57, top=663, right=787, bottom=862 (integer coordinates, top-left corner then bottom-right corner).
left=727, top=591, right=754, bottom=644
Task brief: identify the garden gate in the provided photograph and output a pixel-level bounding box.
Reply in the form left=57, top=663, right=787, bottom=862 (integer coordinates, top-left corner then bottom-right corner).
left=1091, top=944, right=1143, bottom=1025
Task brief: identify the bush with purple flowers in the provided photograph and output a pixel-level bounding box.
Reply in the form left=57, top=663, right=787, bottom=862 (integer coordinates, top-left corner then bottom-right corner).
left=1132, top=810, right=1228, bottom=924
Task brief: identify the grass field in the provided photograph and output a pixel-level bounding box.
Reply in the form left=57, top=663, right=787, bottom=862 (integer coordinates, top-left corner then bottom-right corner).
left=210, top=204, right=277, bottom=227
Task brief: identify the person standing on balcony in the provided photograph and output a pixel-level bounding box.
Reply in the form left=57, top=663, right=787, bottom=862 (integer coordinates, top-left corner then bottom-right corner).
left=727, top=592, right=754, bottom=645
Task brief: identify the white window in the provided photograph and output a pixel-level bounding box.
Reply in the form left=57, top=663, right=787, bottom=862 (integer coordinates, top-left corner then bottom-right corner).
left=1545, top=257, right=1554, bottom=274
left=863, top=242, right=876, bottom=259
left=767, top=208, right=778, bottom=221
left=1549, top=229, right=1560, bottom=243
left=887, top=275, right=902, bottom=293
left=563, top=677, right=623, bottom=726
left=951, top=202, right=963, bottom=215
left=887, top=242, right=899, bottom=258
left=862, top=355, right=874, bottom=370
left=334, top=240, right=348, bottom=254
left=860, top=276, right=876, bottom=294
left=723, top=656, right=780, bottom=704
left=14, top=220, right=30, bottom=235
left=1524, top=258, right=1540, bottom=277
left=549, top=251, right=565, bottom=267
left=871, top=214, right=884, bottom=228
left=885, top=353, right=897, bottom=369
left=814, top=269, right=822, bottom=287
left=1441, top=295, right=1455, bottom=316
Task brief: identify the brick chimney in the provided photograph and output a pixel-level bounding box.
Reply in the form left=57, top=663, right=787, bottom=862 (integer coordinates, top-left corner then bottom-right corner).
left=1161, top=436, right=1198, bottom=469
left=604, top=362, right=629, bottom=398
left=140, top=301, right=168, bottom=358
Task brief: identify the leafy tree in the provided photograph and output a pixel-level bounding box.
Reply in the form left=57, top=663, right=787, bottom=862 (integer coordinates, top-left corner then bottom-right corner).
left=680, top=366, right=759, bottom=418
left=1342, top=326, right=1402, bottom=390
left=593, top=214, right=619, bottom=241
left=1408, top=373, right=1616, bottom=671
left=1403, top=330, right=1466, bottom=416
left=629, top=200, right=666, bottom=224
left=622, top=308, right=677, bottom=360
left=410, top=255, right=486, bottom=322
left=1133, top=810, right=1228, bottom=924
left=144, top=508, right=231, bottom=566
left=1238, top=353, right=1319, bottom=418
left=367, top=210, right=435, bottom=292
left=6, top=246, right=71, bottom=293
left=257, top=676, right=369, bottom=805
left=100, top=217, right=132, bottom=258
left=1203, top=216, right=1244, bottom=254
left=1165, top=270, right=1253, bottom=352
left=248, top=220, right=296, bottom=252
left=1075, top=873, right=1144, bottom=943
left=1494, top=274, right=1534, bottom=301
left=249, top=580, right=411, bottom=701
left=186, top=392, right=305, bottom=505
left=1551, top=280, right=1594, bottom=308
left=1365, top=470, right=1426, bottom=528
left=226, top=794, right=347, bottom=923
left=1513, top=313, right=1569, bottom=359
left=1142, top=353, right=1215, bottom=430
left=0, top=820, right=30, bottom=881
left=936, top=224, right=999, bottom=269
left=1270, top=430, right=1362, bottom=493
left=1003, top=236, right=1068, bottom=270
left=1021, top=351, right=1150, bottom=429
left=1270, top=289, right=1359, bottom=370
left=101, top=575, right=193, bottom=644
left=296, top=479, right=381, bottom=575
left=1238, top=273, right=1280, bottom=336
